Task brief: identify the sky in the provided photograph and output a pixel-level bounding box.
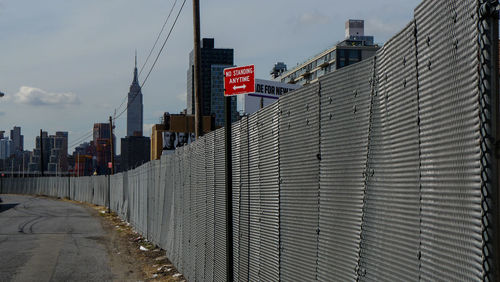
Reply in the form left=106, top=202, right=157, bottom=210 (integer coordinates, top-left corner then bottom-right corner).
left=0, top=0, right=421, bottom=153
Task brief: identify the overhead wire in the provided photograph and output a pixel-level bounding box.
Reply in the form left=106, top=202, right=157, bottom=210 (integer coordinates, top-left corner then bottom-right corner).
left=112, top=0, right=179, bottom=117
left=139, top=0, right=179, bottom=77
left=113, top=0, right=187, bottom=122
left=68, top=130, right=94, bottom=151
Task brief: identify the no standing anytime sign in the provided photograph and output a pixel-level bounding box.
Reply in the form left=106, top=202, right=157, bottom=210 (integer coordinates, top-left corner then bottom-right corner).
left=224, top=65, right=255, bottom=96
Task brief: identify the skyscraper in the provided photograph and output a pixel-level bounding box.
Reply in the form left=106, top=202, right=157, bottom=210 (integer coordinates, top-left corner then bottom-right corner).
left=127, top=54, right=143, bottom=137
left=186, top=38, right=234, bottom=127
left=10, top=126, right=23, bottom=154
left=93, top=123, right=113, bottom=174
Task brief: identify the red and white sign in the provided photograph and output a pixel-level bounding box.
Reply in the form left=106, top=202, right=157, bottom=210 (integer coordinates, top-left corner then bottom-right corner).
left=224, top=65, right=255, bottom=96
left=108, top=162, right=113, bottom=169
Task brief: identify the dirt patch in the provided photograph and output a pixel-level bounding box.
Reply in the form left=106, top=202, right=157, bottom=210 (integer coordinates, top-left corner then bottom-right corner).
left=57, top=197, right=185, bottom=282
left=92, top=205, right=185, bottom=282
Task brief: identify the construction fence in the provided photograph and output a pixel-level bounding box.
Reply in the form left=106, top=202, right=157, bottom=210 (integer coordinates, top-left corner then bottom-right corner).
left=1, top=0, right=499, bottom=280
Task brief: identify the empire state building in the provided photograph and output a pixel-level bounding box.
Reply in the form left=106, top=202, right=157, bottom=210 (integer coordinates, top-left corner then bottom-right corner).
left=127, top=54, right=143, bottom=137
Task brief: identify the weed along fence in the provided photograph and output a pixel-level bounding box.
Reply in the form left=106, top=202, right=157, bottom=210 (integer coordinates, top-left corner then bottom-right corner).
left=2, top=0, right=500, bottom=280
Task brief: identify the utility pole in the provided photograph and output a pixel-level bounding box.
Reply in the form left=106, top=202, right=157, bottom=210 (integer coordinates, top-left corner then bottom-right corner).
left=76, top=152, right=80, bottom=177
left=109, top=116, right=114, bottom=175
left=108, top=116, right=114, bottom=214
left=39, top=129, right=44, bottom=177
left=193, top=0, right=203, bottom=139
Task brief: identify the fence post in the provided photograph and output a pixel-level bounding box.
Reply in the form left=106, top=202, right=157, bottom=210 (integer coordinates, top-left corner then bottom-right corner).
left=478, top=1, right=499, bottom=279
left=108, top=174, right=111, bottom=214
left=68, top=175, right=70, bottom=200
left=225, top=95, right=234, bottom=281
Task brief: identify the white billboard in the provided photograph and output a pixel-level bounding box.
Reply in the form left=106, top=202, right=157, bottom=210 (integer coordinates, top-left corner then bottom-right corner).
left=238, top=79, right=300, bottom=115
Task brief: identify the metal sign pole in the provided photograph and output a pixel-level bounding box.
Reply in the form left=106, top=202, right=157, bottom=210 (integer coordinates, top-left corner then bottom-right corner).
left=225, top=95, right=234, bottom=281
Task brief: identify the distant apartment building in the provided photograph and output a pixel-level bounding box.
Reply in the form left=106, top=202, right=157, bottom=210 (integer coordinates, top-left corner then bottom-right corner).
left=93, top=123, right=113, bottom=174
left=0, top=138, right=11, bottom=160
left=187, top=38, right=235, bottom=127
left=10, top=126, right=23, bottom=154
left=274, top=19, right=380, bottom=86
left=71, top=142, right=95, bottom=176
left=28, top=131, right=68, bottom=173
left=121, top=136, right=150, bottom=171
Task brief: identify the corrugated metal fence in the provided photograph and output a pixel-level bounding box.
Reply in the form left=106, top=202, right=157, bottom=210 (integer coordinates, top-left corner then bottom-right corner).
left=2, top=0, right=499, bottom=280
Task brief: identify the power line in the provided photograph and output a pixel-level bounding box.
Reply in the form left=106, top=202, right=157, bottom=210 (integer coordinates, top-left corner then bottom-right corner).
left=141, top=0, right=187, bottom=88
left=113, top=0, right=187, bottom=122
left=68, top=130, right=93, bottom=150
left=139, top=0, right=179, bottom=77
left=110, top=0, right=179, bottom=117
left=112, top=0, right=179, bottom=120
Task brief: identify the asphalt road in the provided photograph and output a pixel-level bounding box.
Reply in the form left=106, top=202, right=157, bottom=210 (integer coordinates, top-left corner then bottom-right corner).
left=0, top=194, right=135, bottom=281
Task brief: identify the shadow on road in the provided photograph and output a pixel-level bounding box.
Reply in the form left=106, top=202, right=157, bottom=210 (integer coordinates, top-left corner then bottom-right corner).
left=0, top=203, right=18, bottom=213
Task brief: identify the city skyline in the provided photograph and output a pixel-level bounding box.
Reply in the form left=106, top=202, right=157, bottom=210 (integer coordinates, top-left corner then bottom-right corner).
left=0, top=0, right=420, bottom=151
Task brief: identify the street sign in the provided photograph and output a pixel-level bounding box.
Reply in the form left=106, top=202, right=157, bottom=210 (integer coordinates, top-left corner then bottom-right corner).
left=224, top=65, right=255, bottom=96
left=108, top=162, right=113, bottom=169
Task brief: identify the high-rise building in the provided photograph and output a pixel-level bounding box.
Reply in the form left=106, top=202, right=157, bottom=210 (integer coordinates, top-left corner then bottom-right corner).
left=93, top=123, right=113, bottom=174
left=0, top=138, right=11, bottom=160
left=10, top=126, right=23, bottom=154
left=211, top=64, right=237, bottom=126
left=187, top=38, right=234, bottom=127
left=121, top=136, right=150, bottom=171
left=28, top=131, right=68, bottom=173
left=274, top=19, right=380, bottom=86
left=127, top=54, right=143, bottom=137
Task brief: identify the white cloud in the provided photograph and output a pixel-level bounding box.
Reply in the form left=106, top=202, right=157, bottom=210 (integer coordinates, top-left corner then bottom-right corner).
left=12, top=86, right=80, bottom=106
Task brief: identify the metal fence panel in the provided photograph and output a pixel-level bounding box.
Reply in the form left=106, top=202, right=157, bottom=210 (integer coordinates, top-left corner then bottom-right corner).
left=247, top=113, right=261, bottom=282
left=258, top=102, right=280, bottom=282
left=231, top=120, right=241, bottom=282
left=162, top=156, right=174, bottom=257
left=318, top=58, right=373, bottom=281
left=238, top=116, right=250, bottom=282
left=172, top=148, right=183, bottom=270
left=195, top=136, right=207, bottom=282
left=279, top=83, right=320, bottom=281
left=204, top=131, right=216, bottom=282
left=359, top=23, right=421, bottom=281
left=214, top=128, right=227, bottom=282
left=415, top=0, right=483, bottom=280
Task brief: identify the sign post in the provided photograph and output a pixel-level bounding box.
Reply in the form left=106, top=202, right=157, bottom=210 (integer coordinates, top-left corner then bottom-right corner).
left=224, top=64, right=255, bottom=281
